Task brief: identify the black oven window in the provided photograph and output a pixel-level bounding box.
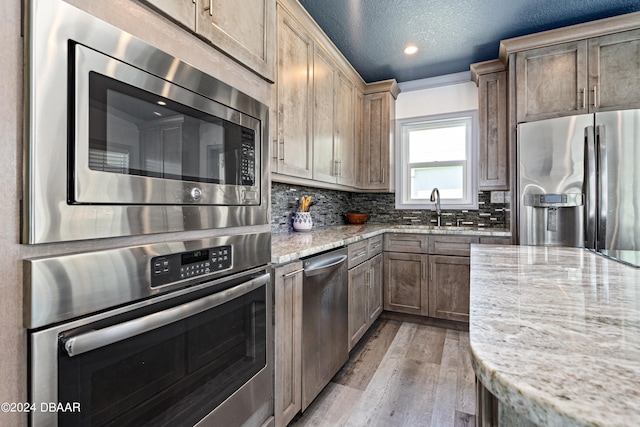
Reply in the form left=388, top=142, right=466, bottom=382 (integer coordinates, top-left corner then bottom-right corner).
left=87, top=72, right=256, bottom=186
left=57, top=286, right=266, bottom=426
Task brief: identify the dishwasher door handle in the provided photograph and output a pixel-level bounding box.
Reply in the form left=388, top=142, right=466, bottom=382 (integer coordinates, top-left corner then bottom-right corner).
left=304, top=254, right=347, bottom=277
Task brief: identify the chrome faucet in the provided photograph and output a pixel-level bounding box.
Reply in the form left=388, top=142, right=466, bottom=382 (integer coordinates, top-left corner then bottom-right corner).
left=430, top=188, right=441, bottom=226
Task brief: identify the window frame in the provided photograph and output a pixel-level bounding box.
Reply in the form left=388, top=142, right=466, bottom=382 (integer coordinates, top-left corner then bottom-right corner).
left=395, top=110, right=478, bottom=210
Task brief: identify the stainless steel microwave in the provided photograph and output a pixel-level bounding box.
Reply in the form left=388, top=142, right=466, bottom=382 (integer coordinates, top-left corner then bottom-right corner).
left=23, top=0, right=269, bottom=244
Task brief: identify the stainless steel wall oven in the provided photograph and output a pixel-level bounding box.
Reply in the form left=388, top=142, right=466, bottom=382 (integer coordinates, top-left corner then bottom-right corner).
left=23, top=0, right=269, bottom=244
left=25, top=232, right=272, bottom=427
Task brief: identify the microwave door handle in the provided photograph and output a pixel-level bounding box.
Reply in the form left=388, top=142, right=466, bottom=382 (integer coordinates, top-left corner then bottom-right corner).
left=584, top=126, right=597, bottom=249
left=596, top=125, right=607, bottom=251
left=62, top=272, right=270, bottom=357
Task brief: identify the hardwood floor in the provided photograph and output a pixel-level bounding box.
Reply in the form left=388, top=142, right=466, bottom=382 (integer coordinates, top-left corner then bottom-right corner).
left=290, top=319, right=476, bottom=427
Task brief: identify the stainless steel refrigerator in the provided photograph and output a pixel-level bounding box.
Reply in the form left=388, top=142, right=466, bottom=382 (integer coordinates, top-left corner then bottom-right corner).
left=517, top=110, right=640, bottom=265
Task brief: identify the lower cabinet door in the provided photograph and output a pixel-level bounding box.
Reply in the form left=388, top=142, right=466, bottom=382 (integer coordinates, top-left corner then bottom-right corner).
left=428, top=255, right=470, bottom=322
left=274, top=262, right=303, bottom=427
left=348, top=261, right=369, bottom=351
left=383, top=252, right=428, bottom=316
left=367, top=253, right=383, bottom=324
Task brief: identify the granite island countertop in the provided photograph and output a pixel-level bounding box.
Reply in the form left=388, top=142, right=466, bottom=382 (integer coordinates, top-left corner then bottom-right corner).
left=469, top=244, right=640, bottom=427
left=271, top=224, right=511, bottom=264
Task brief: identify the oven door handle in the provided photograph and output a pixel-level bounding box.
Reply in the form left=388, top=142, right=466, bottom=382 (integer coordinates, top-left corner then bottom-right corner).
left=62, top=272, right=270, bottom=357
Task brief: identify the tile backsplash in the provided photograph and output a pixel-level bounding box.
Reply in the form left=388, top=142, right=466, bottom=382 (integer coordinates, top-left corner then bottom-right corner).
left=271, top=183, right=510, bottom=233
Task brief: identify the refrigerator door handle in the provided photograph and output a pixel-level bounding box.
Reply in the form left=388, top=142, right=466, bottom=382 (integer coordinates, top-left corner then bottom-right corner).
left=584, top=126, right=597, bottom=249
left=596, top=125, right=607, bottom=251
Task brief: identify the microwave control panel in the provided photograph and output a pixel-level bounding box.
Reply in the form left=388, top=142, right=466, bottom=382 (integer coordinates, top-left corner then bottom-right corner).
left=241, top=129, right=256, bottom=186
left=150, top=245, right=232, bottom=287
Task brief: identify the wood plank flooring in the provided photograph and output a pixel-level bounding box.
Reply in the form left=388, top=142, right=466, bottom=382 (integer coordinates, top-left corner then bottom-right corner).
left=290, top=319, right=476, bottom=427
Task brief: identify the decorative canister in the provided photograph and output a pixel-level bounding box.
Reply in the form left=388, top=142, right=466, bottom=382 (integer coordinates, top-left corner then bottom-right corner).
left=292, top=212, right=313, bottom=232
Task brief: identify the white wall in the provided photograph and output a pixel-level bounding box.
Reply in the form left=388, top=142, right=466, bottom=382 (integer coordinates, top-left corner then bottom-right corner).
left=396, top=80, right=478, bottom=119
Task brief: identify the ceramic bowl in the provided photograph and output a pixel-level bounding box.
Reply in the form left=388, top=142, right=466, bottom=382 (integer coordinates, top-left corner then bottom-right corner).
left=345, top=213, right=370, bottom=224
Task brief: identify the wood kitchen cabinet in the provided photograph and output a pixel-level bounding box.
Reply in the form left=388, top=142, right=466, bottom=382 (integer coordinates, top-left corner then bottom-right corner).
left=479, top=236, right=513, bottom=245
left=383, top=251, right=429, bottom=316
left=312, top=48, right=357, bottom=186
left=477, top=68, right=508, bottom=190
left=141, top=0, right=196, bottom=31
left=348, top=236, right=383, bottom=350
left=428, top=235, right=477, bottom=322
left=368, top=253, right=383, bottom=324
left=515, top=28, right=640, bottom=122
left=273, top=261, right=303, bottom=427
left=382, top=233, right=513, bottom=323
left=141, top=0, right=275, bottom=81
left=195, top=0, right=275, bottom=81
left=588, top=29, right=640, bottom=112
left=272, top=4, right=314, bottom=179
left=428, top=255, right=471, bottom=322
left=382, top=233, right=429, bottom=316
left=359, top=81, right=400, bottom=191
left=272, top=0, right=366, bottom=190
left=515, top=40, right=588, bottom=122
left=348, top=260, right=369, bottom=349
left=335, top=72, right=356, bottom=187
left=312, top=47, right=337, bottom=183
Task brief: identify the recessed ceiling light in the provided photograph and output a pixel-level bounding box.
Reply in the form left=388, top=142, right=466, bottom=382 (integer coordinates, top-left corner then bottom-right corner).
left=157, top=101, right=167, bottom=106
left=404, top=45, right=419, bottom=55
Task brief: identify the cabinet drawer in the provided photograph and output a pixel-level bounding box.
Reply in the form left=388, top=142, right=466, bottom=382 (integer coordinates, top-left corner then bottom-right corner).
left=383, top=233, right=429, bottom=254
left=479, top=236, right=512, bottom=245
left=429, top=235, right=479, bottom=256
left=367, top=235, right=383, bottom=257
left=348, top=240, right=369, bottom=268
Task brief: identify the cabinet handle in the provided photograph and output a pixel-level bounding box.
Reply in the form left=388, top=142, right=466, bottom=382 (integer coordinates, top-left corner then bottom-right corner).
left=421, top=261, right=426, bottom=280
left=273, top=138, right=279, bottom=160
left=338, top=160, right=342, bottom=177
left=354, top=250, right=366, bottom=259
left=581, top=88, right=586, bottom=110
left=369, top=268, right=374, bottom=289
left=283, top=268, right=304, bottom=278
left=593, top=85, right=598, bottom=109
left=205, top=0, right=213, bottom=16
left=430, top=262, right=433, bottom=282
left=279, top=139, right=285, bottom=161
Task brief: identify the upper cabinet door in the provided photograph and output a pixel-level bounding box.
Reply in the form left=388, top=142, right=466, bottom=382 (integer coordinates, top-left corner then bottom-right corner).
left=196, top=0, right=275, bottom=81
left=361, top=92, right=394, bottom=191
left=478, top=71, right=508, bottom=190
left=273, top=6, right=313, bottom=179
left=335, top=72, right=356, bottom=187
left=142, top=0, right=196, bottom=31
left=588, top=29, right=640, bottom=112
left=516, top=40, right=588, bottom=122
left=312, top=47, right=338, bottom=184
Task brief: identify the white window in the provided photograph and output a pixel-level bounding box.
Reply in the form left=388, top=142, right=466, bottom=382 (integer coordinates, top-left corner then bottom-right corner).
left=396, top=111, right=478, bottom=209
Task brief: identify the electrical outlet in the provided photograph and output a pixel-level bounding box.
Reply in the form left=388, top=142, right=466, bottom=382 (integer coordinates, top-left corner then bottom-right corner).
left=490, top=191, right=505, bottom=203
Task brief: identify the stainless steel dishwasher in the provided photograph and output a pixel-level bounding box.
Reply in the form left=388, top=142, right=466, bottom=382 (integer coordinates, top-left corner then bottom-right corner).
left=301, top=247, right=349, bottom=410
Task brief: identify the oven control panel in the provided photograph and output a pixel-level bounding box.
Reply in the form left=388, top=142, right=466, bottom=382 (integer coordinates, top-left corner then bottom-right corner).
left=150, top=245, right=232, bottom=287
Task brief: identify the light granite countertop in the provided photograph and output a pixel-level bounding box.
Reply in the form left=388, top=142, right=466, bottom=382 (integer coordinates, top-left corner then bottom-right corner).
left=271, top=224, right=511, bottom=264
left=469, top=245, right=640, bottom=427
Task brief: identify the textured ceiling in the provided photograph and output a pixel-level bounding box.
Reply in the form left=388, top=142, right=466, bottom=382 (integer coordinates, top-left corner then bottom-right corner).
left=298, top=0, right=640, bottom=83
